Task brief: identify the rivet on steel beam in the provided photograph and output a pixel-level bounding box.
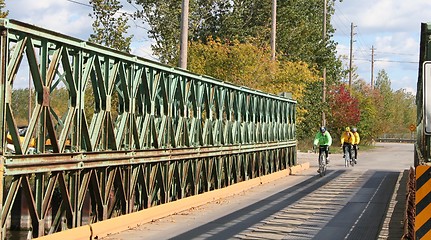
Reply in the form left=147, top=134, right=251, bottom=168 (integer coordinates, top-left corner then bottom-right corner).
left=77, top=161, right=84, bottom=168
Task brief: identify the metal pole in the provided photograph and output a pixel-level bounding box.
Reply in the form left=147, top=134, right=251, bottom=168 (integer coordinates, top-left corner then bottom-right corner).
left=178, top=0, right=189, bottom=69
left=349, top=22, right=354, bottom=88
left=0, top=27, right=6, bottom=240
left=371, top=46, right=375, bottom=89
left=271, top=0, right=276, bottom=61
left=322, top=0, right=327, bottom=126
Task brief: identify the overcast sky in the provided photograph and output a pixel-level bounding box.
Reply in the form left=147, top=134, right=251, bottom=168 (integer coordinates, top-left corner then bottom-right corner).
left=332, top=0, right=431, bottom=94
left=5, top=0, right=431, bottom=94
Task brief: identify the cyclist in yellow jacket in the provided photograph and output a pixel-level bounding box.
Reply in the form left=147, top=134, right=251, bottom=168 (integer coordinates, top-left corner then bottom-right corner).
left=341, top=127, right=355, bottom=162
left=351, top=127, right=360, bottom=164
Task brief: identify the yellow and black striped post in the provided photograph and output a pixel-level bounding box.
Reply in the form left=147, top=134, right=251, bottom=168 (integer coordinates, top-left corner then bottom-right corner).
left=416, top=165, right=431, bottom=239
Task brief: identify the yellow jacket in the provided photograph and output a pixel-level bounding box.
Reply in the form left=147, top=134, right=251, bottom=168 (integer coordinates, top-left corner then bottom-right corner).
left=353, top=132, right=360, bottom=144
left=340, top=131, right=355, bottom=144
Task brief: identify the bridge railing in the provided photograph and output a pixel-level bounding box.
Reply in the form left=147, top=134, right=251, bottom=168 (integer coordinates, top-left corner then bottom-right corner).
left=0, top=19, right=297, bottom=238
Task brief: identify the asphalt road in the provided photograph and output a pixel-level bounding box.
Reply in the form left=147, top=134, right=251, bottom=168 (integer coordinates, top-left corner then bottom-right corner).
left=102, top=142, right=414, bottom=240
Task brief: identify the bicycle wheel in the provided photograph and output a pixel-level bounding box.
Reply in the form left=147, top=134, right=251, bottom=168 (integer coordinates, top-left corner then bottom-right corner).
left=350, top=148, right=355, bottom=166
left=344, top=146, right=350, bottom=167
left=319, top=153, right=326, bottom=176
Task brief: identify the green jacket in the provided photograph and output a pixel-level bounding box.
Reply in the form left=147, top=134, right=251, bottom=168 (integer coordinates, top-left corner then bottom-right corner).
left=313, top=131, right=332, bottom=146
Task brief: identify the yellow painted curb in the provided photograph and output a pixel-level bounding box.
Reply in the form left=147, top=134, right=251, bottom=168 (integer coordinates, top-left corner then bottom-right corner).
left=36, top=162, right=309, bottom=239
left=291, top=162, right=310, bottom=175
left=91, top=168, right=294, bottom=239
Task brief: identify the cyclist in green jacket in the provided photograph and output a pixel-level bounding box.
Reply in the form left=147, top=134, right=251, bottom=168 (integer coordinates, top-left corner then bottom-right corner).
left=313, top=126, right=332, bottom=165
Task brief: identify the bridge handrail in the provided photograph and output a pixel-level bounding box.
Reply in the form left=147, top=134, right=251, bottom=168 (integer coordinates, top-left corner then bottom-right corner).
left=0, top=18, right=297, bottom=156
left=1, top=18, right=295, bottom=103
left=0, top=18, right=299, bottom=239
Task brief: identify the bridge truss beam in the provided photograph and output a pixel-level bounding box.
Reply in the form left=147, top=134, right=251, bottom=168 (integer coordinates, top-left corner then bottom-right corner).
left=0, top=19, right=296, bottom=238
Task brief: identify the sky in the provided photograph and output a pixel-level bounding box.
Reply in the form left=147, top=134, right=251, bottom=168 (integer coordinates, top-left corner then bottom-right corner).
left=5, top=0, right=431, bottom=94
left=332, top=0, right=431, bottom=94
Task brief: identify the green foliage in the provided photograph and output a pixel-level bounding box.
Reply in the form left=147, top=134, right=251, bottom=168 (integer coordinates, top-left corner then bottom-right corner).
left=351, top=79, right=383, bottom=142
left=130, top=0, right=182, bottom=64
left=11, top=88, right=69, bottom=127
left=296, top=81, right=326, bottom=142
left=346, top=72, right=417, bottom=143
left=386, top=89, right=416, bottom=135
left=89, top=0, right=133, bottom=52
left=375, top=69, right=395, bottom=133
left=188, top=38, right=321, bottom=118
left=131, top=0, right=342, bottom=74
left=10, top=89, right=31, bottom=126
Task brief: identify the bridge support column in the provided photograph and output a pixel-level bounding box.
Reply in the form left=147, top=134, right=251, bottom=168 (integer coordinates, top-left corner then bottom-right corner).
left=37, top=219, right=45, bottom=237
left=103, top=205, right=108, bottom=220
left=0, top=159, right=3, bottom=240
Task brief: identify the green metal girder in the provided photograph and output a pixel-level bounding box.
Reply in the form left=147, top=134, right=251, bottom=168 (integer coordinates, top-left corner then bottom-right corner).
left=0, top=18, right=298, bottom=239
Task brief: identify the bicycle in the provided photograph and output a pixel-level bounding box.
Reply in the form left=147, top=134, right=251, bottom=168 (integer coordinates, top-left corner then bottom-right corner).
left=343, top=144, right=355, bottom=167
left=315, top=145, right=328, bottom=176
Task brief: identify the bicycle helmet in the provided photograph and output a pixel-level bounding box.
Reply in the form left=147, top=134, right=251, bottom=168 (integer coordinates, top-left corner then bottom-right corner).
left=320, top=126, right=326, bottom=133
left=345, top=127, right=350, bottom=131
left=352, top=127, right=357, bottom=133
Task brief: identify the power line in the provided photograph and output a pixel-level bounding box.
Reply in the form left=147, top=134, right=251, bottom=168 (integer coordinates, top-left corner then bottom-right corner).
left=355, top=58, right=418, bottom=64
left=374, top=50, right=417, bottom=56
left=65, top=0, right=148, bottom=30
left=65, top=0, right=91, bottom=7
left=333, top=3, right=370, bottom=57
left=65, top=0, right=152, bottom=37
left=374, top=59, right=418, bottom=64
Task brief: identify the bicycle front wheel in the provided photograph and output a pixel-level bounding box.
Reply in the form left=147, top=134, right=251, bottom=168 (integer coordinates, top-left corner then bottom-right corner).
left=319, top=153, right=326, bottom=176
left=350, top=148, right=355, bottom=166
left=344, top=146, right=350, bottom=167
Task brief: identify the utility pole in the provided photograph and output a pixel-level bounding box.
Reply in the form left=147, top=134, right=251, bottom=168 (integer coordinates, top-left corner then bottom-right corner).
left=271, top=0, right=276, bottom=61
left=371, top=46, right=375, bottom=89
left=178, top=0, right=189, bottom=69
left=322, top=0, right=327, bottom=126
left=348, top=22, right=356, bottom=88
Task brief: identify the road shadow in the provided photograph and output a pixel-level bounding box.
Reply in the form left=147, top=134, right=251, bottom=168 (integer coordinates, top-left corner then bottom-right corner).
left=171, top=170, right=345, bottom=240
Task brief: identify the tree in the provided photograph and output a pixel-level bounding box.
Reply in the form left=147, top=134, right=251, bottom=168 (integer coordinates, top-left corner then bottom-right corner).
left=130, top=0, right=343, bottom=76
left=89, top=0, right=133, bottom=52
left=374, top=69, right=395, bottom=133
left=375, top=69, right=392, bottom=94
left=187, top=38, right=321, bottom=118
left=327, top=84, right=360, bottom=137
left=390, top=89, right=416, bottom=135
left=296, top=81, right=327, bottom=141
left=347, top=72, right=417, bottom=143
left=0, top=0, right=8, bottom=18
left=351, top=79, right=383, bottom=142
left=88, top=0, right=133, bottom=125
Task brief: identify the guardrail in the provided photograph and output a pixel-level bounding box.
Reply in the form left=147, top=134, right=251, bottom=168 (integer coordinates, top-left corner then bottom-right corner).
left=376, top=138, right=416, bottom=143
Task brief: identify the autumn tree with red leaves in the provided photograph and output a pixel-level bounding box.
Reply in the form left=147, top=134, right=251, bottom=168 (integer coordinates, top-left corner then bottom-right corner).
left=327, top=84, right=360, bottom=136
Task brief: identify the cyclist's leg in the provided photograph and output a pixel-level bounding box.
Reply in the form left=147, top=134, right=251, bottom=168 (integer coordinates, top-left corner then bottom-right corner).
left=344, top=144, right=349, bottom=156
left=343, top=144, right=349, bottom=166
left=353, top=144, right=358, bottom=163
left=324, top=145, right=329, bottom=164
left=317, top=146, right=323, bottom=172
left=348, top=144, right=354, bottom=163
left=343, top=143, right=346, bottom=158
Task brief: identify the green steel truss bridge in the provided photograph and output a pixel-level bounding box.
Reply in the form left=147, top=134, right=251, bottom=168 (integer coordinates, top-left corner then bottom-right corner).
left=0, top=19, right=296, bottom=238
